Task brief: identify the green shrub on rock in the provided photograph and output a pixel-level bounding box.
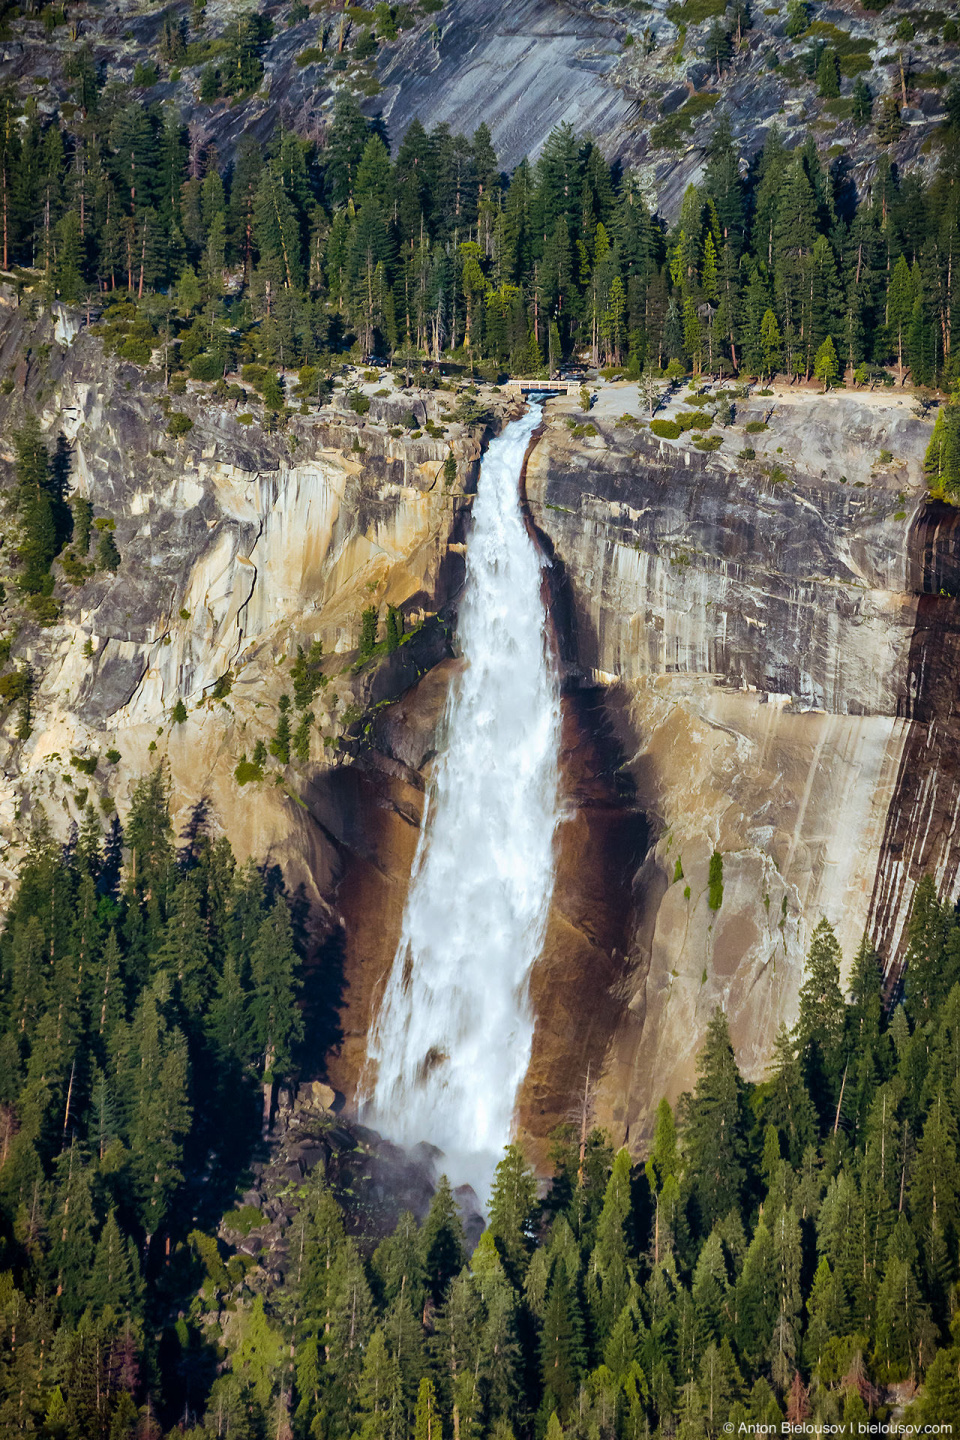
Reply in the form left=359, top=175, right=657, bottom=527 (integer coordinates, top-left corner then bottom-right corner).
left=189, top=352, right=224, bottom=382
left=708, top=851, right=724, bottom=910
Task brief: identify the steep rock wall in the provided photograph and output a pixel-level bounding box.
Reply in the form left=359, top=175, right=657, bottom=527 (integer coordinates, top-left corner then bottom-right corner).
left=525, top=391, right=937, bottom=1144
left=0, top=299, right=495, bottom=923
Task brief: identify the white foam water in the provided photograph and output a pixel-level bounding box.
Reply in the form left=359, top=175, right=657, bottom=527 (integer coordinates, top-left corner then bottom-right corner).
left=362, top=404, right=562, bottom=1205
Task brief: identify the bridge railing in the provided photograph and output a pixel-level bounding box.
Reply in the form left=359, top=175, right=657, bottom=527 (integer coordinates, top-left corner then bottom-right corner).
left=504, top=378, right=580, bottom=395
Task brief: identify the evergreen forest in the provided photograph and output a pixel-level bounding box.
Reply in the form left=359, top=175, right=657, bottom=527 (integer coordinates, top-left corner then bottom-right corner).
left=2, top=57, right=960, bottom=395
left=2, top=767, right=960, bottom=1432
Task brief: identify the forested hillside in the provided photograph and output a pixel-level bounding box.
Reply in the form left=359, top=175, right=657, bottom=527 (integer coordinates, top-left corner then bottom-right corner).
left=2, top=766, right=960, bottom=1431
left=0, top=41, right=957, bottom=393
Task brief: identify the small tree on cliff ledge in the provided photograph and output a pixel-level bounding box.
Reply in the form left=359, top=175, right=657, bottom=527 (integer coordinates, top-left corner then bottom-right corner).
left=359, top=605, right=379, bottom=659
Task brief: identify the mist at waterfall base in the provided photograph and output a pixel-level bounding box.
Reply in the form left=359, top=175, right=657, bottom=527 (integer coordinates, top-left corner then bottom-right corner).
left=363, top=404, right=562, bottom=1208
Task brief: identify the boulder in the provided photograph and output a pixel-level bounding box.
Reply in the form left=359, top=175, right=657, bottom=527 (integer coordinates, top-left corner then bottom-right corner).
left=295, top=1081, right=336, bottom=1113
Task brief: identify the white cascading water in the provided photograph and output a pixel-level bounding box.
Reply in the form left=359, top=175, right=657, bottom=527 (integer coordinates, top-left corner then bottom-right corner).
left=363, top=403, right=562, bottom=1204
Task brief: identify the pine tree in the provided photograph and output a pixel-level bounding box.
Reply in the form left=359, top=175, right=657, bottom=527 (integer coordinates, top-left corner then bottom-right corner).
left=910, top=1096, right=960, bottom=1254
left=88, top=1208, right=142, bottom=1316
left=876, top=94, right=904, bottom=145
left=233, top=1294, right=285, bottom=1414
left=420, top=1175, right=466, bottom=1303
left=359, top=606, right=379, bottom=659
left=768, top=1204, right=803, bottom=1391
left=488, top=1144, right=538, bottom=1281
left=602, top=1301, right=639, bottom=1382
left=123, top=987, right=191, bottom=1243
left=908, top=1341, right=960, bottom=1424
left=904, top=874, right=947, bottom=1018
left=886, top=253, right=914, bottom=381
left=539, top=1260, right=584, bottom=1420
left=270, top=705, right=291, bottom=764
left=816, top=49, right=840, bottom=98
left=852, top=77, right=873, bottom=126
left=249, top=896, right=303, bottom=1129
left=797, top=919, right=846, bottom=1126
left=413, top=1376, right=439, bottom=1440
left=358, top=1326, right=404, bottom=1440
left=763, top=1025, right=818, bottom=1164
left=925, top=402, right=960, bottom=498
left=95, top=530, right=121, bottom=571
left=759, top=308, right=781, bottom=380
left=328, top=1238, right=377, bottom=1408
left=480, top=1273, right=523, bottom=1425
left=873, top=1248, right=935, bottom=1381
left=152, top=876, right=212, bottom=1019
left=691, top=1229, right=729, bottom=1349
left=803, top=1256, right=845, bottom=1375
left=12, top=414, right=61, bottom=592
left=734, top=1215, right=777, bottom=1369
left=125, top=764, right=174, bottom=906
left=588, top=1148, right=635, bottom=1341
left=680, top=1009, right=749, bottom=1238
left=813, top=334, right=839, bottom=390
left=818, top=1170, right=868, bottom=1328
left=46, top=1143, right=96, bottom=1317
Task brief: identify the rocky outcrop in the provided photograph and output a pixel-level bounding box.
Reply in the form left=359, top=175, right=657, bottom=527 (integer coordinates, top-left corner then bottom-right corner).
left=377, top=0, right=634, bottom=169
left=373, top=0, right=950, bottom=214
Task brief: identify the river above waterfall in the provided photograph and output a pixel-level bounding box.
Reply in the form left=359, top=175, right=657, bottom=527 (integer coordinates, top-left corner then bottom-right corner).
left=362, top=404, right=562, bottom=1205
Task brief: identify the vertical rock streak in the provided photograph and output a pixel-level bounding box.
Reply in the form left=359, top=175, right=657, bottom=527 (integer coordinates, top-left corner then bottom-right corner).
left=363, top=406, right=562, bottom=1201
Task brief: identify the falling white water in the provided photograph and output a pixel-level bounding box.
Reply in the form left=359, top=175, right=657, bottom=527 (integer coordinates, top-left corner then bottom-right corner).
left=363, top=403, right=562, bottom=1205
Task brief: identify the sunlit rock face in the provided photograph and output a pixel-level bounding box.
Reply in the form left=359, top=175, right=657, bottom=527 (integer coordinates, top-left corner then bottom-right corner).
left=0, top=297, right=491, bottom=919
left=524, top=393, right=945, bottom=1143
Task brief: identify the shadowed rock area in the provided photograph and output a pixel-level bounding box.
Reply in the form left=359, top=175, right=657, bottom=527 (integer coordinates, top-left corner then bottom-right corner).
left=868, top=503, right=960, bottom=974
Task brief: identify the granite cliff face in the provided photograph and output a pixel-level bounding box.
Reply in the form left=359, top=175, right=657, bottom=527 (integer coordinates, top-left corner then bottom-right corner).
left=0, top=297, right=949, bottom=1161
left=0, top=296, right=497, bottom=923
left=524, top=388, right=938, bottom=1143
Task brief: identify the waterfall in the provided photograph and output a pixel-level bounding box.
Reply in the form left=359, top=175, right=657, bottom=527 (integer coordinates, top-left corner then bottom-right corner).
left=363, top=404, right=562, bottom=1204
